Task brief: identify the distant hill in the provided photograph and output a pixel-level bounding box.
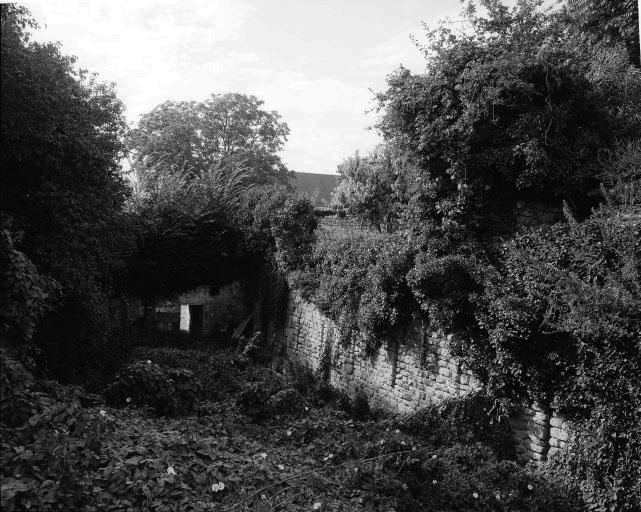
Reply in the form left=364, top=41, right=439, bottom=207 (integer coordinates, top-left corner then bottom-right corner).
left=290, top=172, right=338, bottom=207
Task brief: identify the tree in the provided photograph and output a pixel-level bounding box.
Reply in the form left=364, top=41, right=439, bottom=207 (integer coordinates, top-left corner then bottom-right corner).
left=332, top=146, right=415, bottom=232
left=0, top=4, right=132, bottom=382
left=374, top=0, right=641, bottom=240
left=127, top=93, right=292, bottom=190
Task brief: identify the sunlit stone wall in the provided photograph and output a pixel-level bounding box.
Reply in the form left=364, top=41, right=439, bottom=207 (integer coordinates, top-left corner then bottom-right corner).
left=271, top=291, right=573, bottom=463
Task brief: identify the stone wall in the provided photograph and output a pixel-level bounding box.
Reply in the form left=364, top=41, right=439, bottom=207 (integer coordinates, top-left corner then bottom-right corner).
left=271, top=291, right=572, bottom=463
left=316, top=213, right=364, bottom=232
left=179, top=283, right=246, bottom=336
left=128, top=281, right=247, bottom=338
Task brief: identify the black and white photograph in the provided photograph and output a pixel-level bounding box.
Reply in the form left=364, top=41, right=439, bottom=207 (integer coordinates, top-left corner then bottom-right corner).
left=1, top=1, right=640, bottom=510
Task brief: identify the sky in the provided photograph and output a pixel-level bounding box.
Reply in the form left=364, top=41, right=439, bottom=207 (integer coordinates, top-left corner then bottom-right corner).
left=26, top=0, right=469, bottom=174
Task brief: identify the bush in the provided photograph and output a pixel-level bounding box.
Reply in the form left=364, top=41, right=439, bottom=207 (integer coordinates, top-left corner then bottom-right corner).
left=350, top=389, right=371, bottom=421
left=407, top=253, right=481, bottom=335
left=0, top=349, right=38, bottom=428
left=544, top=404, right=641, bottom=512
left=399, top=443, right=583, bottom=512
left=292, top=230, right=415, bottom=353
left=286, top=361, right=317, bottom=397
left=0, top=230, right=59, bottom=345
left=1, top=397, right=113, bottom=512
left=468, top=203, right=640, bottom=510
left=0, top=350, right=113, bottom=511
left=236, top=383, right=271, bottom=422
left=396, top=393, right=515, bottom=459
left=472, top=204, right=640, bottom=403
left=267, top=388, right=306, bottom=415
left=105, top=361, right=200, bottom=416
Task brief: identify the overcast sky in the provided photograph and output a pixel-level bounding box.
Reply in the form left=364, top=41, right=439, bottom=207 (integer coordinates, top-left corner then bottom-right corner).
left=26, top=0, right=468, bottom=174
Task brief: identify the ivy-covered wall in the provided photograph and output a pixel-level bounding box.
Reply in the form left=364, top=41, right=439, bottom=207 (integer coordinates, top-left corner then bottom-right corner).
left=270, top=291, right=572, bottom=463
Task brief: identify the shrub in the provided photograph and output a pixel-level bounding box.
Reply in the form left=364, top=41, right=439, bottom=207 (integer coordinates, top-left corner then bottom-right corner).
left=105, top=361, right=200, bottom=416
left=269, top=195, right=317, bottom=273
left=468, top=203, right=640, bottom=510
left=473, top=204, right=640, bottom=404
left=1, top=397, right=113, bottom=512
left=0, top=349, right=38, bottom=428
left=0, top=230, right=59, bottom=345
left=401, top=444, right=583, bottom=512
left=407, top=253, right=481, bottom=335
left=267, top=388, right=306, bottom=415
left=544, top=403, right=641, bottom=512
left=1, top=350, right=113, bottom=511
left=350, top=389, right=371, bottom=421
left=292, top=230, right=415, bottom=353
left=396, top=393, right=515, bottom=459
left=131, top=346, right=224, bottom=398
left=236, top=383, right=271, bottom=422
left=286, top=361, right=317, bottom=397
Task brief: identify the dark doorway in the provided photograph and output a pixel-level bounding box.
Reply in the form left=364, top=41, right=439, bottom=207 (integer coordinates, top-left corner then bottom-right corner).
left=188, top=305, right=204, bottom=337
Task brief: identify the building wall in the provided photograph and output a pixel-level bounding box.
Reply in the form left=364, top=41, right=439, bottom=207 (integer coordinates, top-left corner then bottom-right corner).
left=178, top=282, right=247, bottom=336
left=270, top=291, right=573, bottom=463
left=128, top=281, right=247, bottom=338
left=318, top=200, right=563, bottom=233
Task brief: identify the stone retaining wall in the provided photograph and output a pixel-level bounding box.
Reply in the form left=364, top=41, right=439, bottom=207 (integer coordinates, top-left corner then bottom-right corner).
left=270, top=292, right=572, bottom=463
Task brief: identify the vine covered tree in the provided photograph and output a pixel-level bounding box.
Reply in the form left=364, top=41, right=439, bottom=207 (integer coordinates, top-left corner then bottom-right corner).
left=374, top=0, right=641, bottom=239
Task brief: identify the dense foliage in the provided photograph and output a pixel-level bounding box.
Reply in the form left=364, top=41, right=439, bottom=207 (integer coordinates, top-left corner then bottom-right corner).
left=336, top=0, right=641, bottom=238
left=292, top=230, right=415, bottom=352
left=105, top=361, right=201, bottom=416
left=0, top=4, right=134, bottom=383
left=332, top=146, right=414, bottom=232
left=125, top=95, right=312, bottom=303
left=1, top=0, right=639, bottom=510
left=0, top=230, right=59, bottom=346
left=278, top=2, right=641, bottom=510
left=1, top=347, right=583, bottom=511
left=125, top=168, right=253, bottom=297
left=127, top=93, right=291, bottom=189
left=567, top=0, right=640, bottom=66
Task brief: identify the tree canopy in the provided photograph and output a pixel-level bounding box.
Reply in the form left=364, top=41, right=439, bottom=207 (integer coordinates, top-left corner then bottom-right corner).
left=127, top=93, right=292, bottom=190
left=373, top=0, right=641, bottom=239
left=568, top=0, right=640, bottom=66
left=1, top=4, right=129, bottom=284
left=0, top=4, right=132, bottom=381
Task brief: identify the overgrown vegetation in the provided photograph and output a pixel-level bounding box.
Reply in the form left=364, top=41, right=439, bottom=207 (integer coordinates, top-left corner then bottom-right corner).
left=1, top=3, right=134, bottom=384
left=1, top=347, right=584, bottom=511
left=275, top=2, right=641, bottom=510
left=1, top=0, right=640, bottom=510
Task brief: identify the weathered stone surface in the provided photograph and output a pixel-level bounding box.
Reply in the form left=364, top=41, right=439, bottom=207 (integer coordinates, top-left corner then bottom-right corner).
left=550, top=416, right=564, bottom=428
left=550, top=427, right=569, bottom=442
left=527, top=441, right=547, bottom=454
left=532, top=411, right=549, bottom=426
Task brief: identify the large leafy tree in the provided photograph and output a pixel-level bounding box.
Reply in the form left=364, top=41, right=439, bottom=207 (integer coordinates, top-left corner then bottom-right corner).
left=0, top=4, right=131, bottom=381
left=1, top=4, right=128, bottom=282
left=375, top=0, right=641, bottom=239
left=127, top=93, right=291, bottom=189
